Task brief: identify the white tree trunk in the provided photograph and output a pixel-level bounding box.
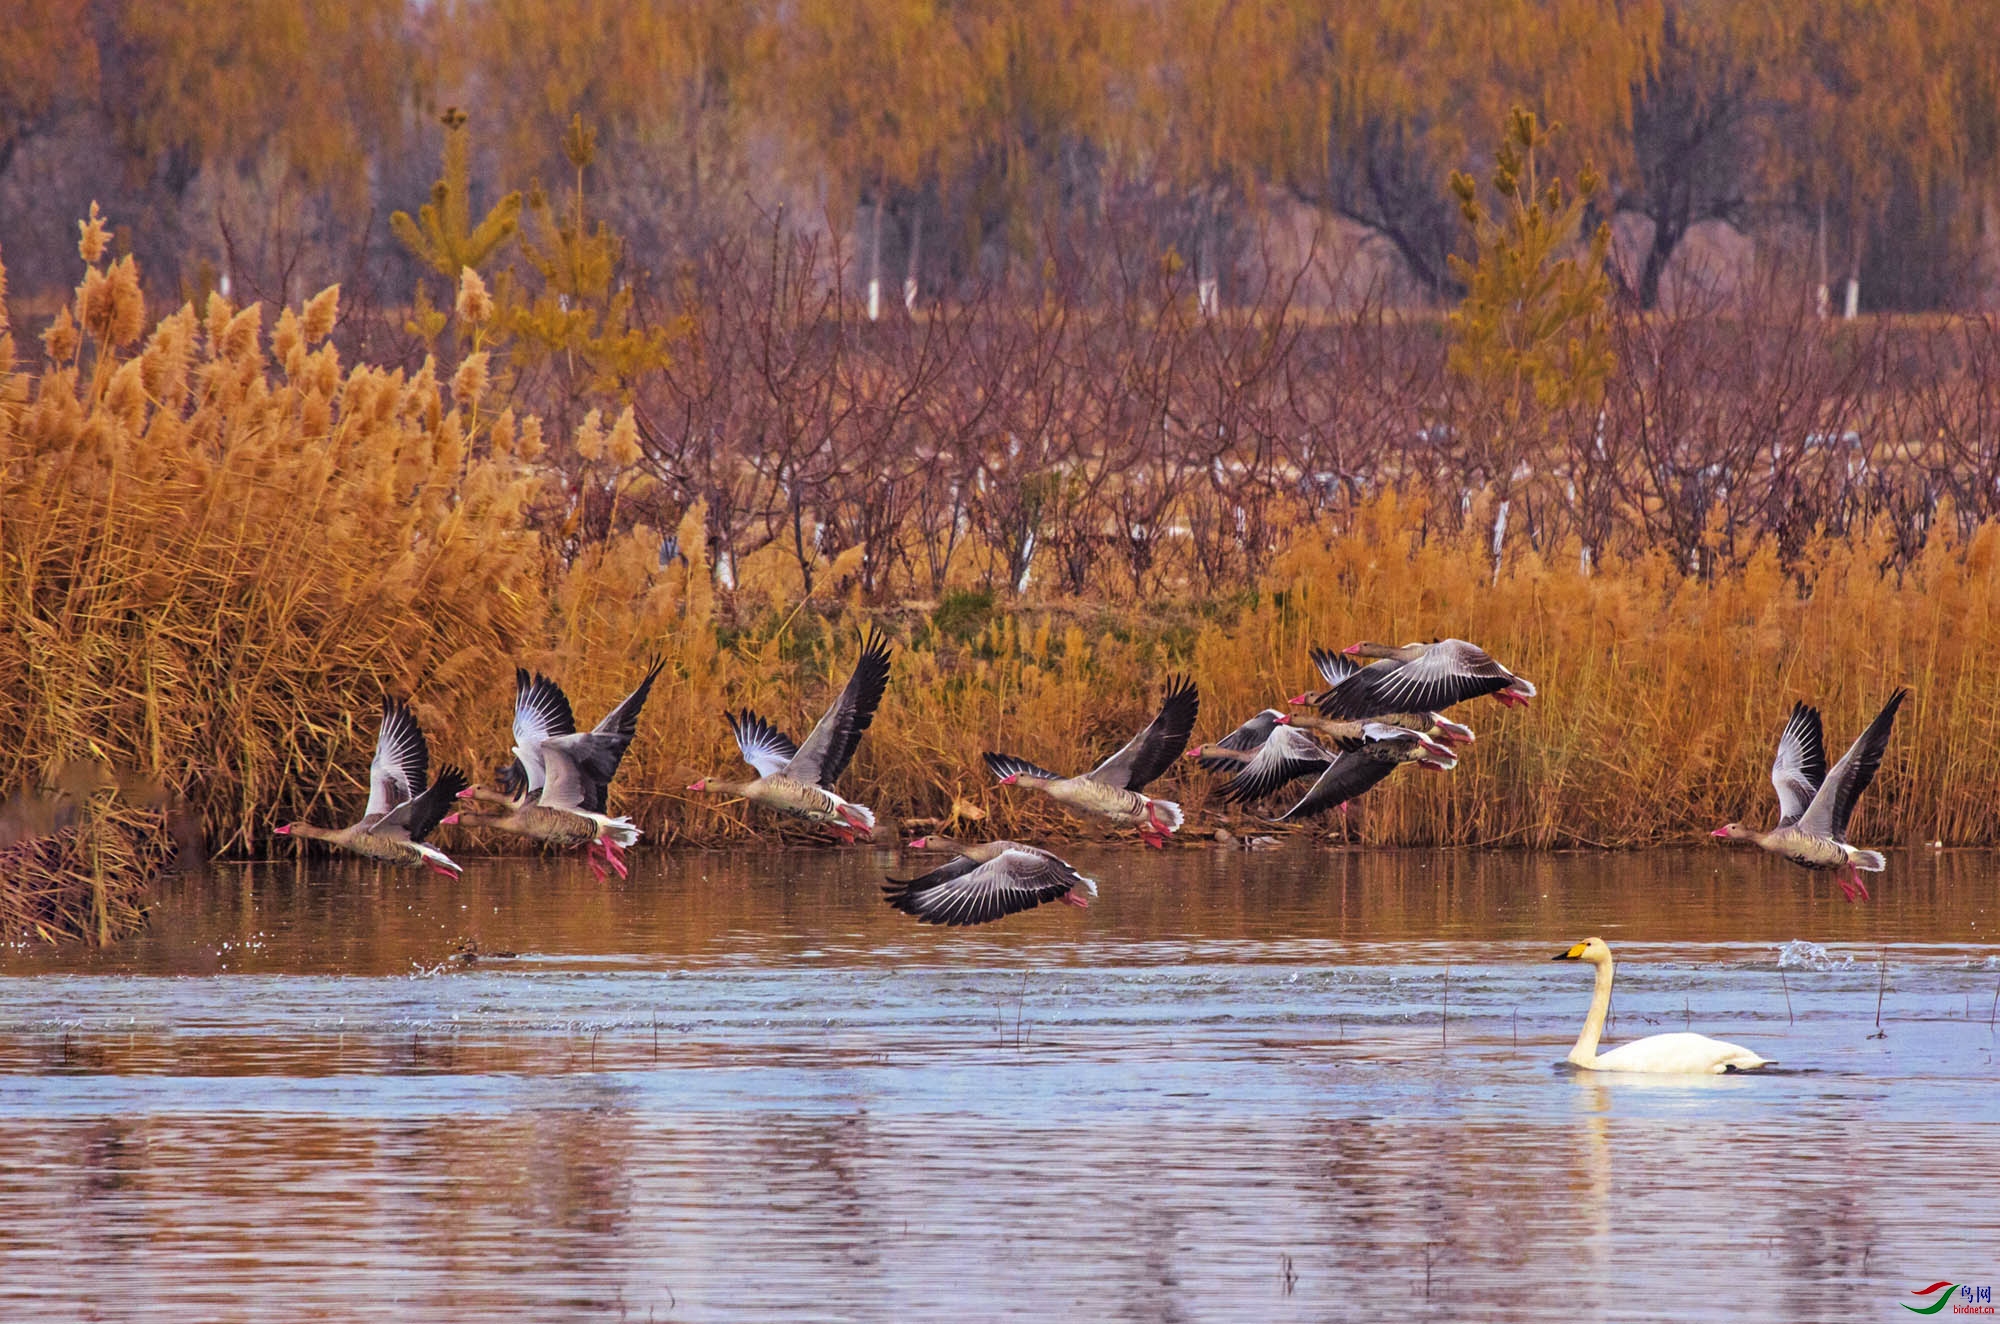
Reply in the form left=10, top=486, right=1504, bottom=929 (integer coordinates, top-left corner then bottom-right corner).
left=867, top=192, right=886, bottom=322
left=1490, top=498, right=1510, bottom=584
left=1843, top=276, right=1859, bottom=320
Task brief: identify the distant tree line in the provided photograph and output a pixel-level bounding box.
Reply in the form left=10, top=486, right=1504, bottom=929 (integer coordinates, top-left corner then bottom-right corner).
left=4, top=0, right=2000, bottom=315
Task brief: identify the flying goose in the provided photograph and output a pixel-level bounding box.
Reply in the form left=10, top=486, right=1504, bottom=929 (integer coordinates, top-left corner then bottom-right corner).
left=275, top=697, right=467, bottom=876
left=1315, top=639, right=1535, bottom=720
left=1264, top=723, right=1456, bottom=822
left=1288, top=647, right=1476, bottom=745
left=1184, top=708, right=1289, bottom=773
left=1203, top=723, right=1338, bottom=803
left=449, top=660, right=663, bottom=879
left=1712, top=689, right=1906, bottom=901
left=882, top=836, right=1097, bottom=925
left=984, top=675, right=1198, bottom=847
left=687, top=627, right=893, bottom=843
left=1553, top=938, right=1772, bottom=1073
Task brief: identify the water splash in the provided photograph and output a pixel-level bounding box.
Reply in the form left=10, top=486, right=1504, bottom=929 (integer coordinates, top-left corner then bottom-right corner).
left=1775, top=939, right=1854, bottom=971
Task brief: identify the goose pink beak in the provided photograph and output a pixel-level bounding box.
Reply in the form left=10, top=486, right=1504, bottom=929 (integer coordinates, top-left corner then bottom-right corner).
left=686, top=778, right=706, bottom=791
left=1710, top=826, right=1730, bottom=838
left=1288, top=693, right=1312, bottom=704
left=455, top=787, right=476, bottom=799
left=1342, top=644, right=1362, bottom=656
left=273, top=825, right=291, bottom=835
left=999, top=773, right=1019, bottom=785
left=440, top=813, right=460, bottom=826
left=1275, top=713, right=1292, bottom=725
left=908, top=836, right=930, bottom=849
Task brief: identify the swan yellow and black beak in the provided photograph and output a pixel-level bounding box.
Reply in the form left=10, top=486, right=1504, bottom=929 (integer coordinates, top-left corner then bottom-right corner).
left=1551, top=942, right=1588, bottom=961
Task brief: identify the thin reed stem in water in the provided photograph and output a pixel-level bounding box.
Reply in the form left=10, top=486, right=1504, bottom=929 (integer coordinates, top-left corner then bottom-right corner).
left=1441, top=963, right=1449, bottom=1048
left=1870, top=948, right=1889, bottom=1039
left=1780, top=968, right=1794, bottom=1026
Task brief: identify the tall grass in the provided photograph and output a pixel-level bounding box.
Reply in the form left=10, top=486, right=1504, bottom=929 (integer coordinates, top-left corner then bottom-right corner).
left=8, top=223, right=2000, bottom=863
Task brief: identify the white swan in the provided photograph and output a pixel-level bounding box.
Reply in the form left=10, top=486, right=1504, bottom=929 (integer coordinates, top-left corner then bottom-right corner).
left=1552, top=938, right=1773, bottom=1074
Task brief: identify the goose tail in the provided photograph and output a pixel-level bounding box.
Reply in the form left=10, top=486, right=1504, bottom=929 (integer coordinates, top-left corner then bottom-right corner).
left=1146, top=798, right=1184, bottom=834
left=1851, top=849, right=1887, bottom=872
left=600, top=817, right=641, bottom=849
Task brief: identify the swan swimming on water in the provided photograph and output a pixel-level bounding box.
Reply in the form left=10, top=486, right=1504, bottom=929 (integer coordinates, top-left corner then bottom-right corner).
left=1552, top=938, right=1773, bottom=1074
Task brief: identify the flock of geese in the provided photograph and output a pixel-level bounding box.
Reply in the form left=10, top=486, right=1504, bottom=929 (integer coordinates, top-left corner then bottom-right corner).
left=277, top=630, right=1909, bottom=1074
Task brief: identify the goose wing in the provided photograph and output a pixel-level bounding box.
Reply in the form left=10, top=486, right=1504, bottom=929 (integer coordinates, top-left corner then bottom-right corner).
left=1087, top=674, right=1199, bottom=791
left=1269, top=750, right=1398, bottom=822
left=730, top=710, right=799, bottom=779
left=786, top=628, right=894, bottom=787
left=882, top=846, right=1093, bottom=926
left=1214, top=710, right=1284, bottom=753
left=1798, top=688, right=1906, bottom=841
left=1316, top=639, right=1517, bottom=719
left=361, top=697, right=430, bottom=828
left=512, top=669, right=577, bottom=795
left=538, top=744, right=592, bottom=813
left=1309, top=646, right=1361, bottom=689
left=1218, top=726, right=1335, bottom=804
left=376, top=765, right=469, bottom=842
left=540, top=659, right=664, bottom=813
left=1769, top=701, right=1827, bottom=827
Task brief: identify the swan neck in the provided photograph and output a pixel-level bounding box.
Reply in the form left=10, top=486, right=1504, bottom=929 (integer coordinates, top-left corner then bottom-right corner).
left=1570, top=956, right=1614, bottom=1067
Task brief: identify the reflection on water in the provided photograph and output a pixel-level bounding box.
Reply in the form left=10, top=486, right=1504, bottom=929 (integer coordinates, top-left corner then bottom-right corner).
left=0, top=846, right=1995, bottom=1321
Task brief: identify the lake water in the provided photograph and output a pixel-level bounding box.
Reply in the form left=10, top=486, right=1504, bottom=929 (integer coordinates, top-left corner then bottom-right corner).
left=2, top=846, right=1996, bottom=1321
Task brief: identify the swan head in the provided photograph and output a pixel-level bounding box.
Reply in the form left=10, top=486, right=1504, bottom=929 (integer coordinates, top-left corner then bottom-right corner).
left=1552, top=937, right=1612, bottom=964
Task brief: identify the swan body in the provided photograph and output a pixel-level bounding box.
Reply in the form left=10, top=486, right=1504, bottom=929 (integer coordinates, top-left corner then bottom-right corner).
left=1552, top=938, right=1772, bottom=1074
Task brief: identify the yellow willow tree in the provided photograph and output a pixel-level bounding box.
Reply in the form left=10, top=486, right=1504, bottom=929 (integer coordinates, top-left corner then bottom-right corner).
left=1772, top=0, right=1977, bottom=316
left=778, top=0, right=975, bottom=316
left=95, top=0, right=410, bottom=197
left=951, top=0, right=1139, bottom=272
left=446, top=0, right=768, bottom=218
left=1149, top=0, right=1655, bottom=298
left=0, top=0, right=96, bottom=178
left=1448, top=109, right=1615, bottom=577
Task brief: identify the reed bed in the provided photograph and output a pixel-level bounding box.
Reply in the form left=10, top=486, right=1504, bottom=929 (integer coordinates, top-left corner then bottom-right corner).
left=0, top=769, right=178, bottom=945
left=8, top=225, right=2000, bottom=868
